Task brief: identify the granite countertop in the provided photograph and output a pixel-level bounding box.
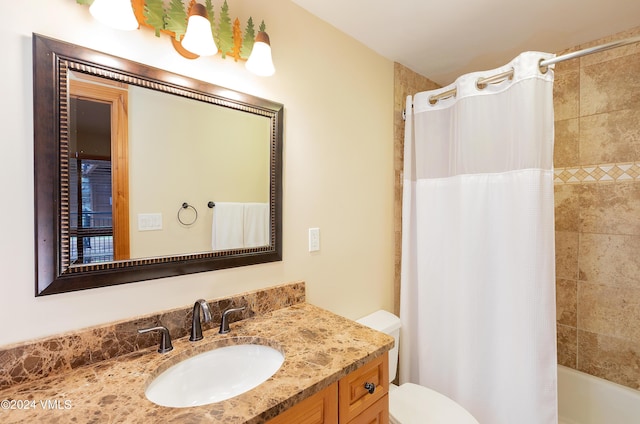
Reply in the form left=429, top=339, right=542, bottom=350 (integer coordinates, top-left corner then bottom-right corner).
left=0, top=303, right=393, bottom=423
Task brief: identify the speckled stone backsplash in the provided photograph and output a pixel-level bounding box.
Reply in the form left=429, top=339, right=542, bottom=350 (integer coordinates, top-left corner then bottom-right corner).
left=0, top=281, right=305, bottom=390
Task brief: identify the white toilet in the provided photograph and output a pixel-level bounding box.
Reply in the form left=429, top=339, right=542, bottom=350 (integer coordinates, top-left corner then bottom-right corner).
left=357, top=310, right=479, bottom=424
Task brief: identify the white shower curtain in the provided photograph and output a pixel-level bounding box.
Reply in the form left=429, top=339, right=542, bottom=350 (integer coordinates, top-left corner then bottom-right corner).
left=400, top=52, right=558, bottom=423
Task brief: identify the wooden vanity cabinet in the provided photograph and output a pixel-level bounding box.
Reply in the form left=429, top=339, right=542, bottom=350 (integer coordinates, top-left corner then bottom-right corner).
left=339, top=352, right=389, bottom=423
left=266, top=383, right=338, bottom=424
left=345, top=396, right=389, bottom=424
left=267, top=352, right=389, bottom=424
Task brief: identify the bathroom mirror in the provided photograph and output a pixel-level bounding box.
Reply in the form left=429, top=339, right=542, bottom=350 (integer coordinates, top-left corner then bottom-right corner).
left=33, top=34, right=283, bottom=296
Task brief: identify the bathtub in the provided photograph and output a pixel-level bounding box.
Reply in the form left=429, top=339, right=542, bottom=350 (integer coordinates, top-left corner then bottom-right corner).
left=558, top=365, right=640, bottom=424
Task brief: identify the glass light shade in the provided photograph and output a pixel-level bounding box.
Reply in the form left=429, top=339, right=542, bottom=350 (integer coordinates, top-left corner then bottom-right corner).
left=246, top=32, right=275, bottom=77
left=181, top=4, right=218, bottom=57
left=89, top=0, right=138, bottom=31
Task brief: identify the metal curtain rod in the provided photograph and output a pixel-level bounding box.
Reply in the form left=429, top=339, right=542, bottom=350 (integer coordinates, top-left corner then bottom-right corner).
left=539, top=34, right=640, bottom=69
left=419, top=34, right=640, bottom=107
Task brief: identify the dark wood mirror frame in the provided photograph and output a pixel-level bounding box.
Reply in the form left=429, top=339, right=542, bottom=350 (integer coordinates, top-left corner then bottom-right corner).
left=33, top=34, right=283, bottom=296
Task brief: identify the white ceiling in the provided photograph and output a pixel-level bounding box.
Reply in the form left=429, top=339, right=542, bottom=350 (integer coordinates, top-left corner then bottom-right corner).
left=291, top=0, right=640, bottom=86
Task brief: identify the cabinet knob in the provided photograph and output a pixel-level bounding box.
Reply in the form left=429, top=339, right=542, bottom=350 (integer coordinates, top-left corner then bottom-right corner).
left=364, top=382, right=375, bottom=394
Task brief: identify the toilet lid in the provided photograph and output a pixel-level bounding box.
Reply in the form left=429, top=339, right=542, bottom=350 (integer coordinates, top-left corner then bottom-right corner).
left=389, top=383, right=479, bottom=424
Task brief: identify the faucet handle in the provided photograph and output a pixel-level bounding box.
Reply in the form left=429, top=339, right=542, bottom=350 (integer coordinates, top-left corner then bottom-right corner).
left=138, top=326, right=173, bottom=353
left=219, top=306, right=246, bottom=334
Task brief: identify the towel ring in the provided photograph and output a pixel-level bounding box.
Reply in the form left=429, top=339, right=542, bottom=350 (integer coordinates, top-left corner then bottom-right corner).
left=178, top=202, right=198, bottom=226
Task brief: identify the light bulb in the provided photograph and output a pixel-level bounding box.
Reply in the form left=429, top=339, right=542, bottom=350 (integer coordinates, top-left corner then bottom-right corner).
left=181, top=3, right=218, bottom=57
left=246, top=32, right=275, bottom=76
left=89, top=0, right=138, bottom=31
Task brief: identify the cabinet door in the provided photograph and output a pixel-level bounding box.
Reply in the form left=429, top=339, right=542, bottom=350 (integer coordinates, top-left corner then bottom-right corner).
left=267, top=383, right=338, bottom=424
left=339, top=353, right=389, bottom=423
left=348, top=395, right=389, bottom=424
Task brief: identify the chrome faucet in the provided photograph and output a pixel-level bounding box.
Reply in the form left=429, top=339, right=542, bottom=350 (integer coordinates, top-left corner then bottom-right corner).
left=138, top=326, right=173, bottom=353
left=190, top=299, right=212, bottom=341
left=219, top=306, right=246, bottom=334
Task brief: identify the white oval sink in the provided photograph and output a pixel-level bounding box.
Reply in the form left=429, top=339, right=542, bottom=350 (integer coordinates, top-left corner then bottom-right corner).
left=145, top=344, right=284, bottom=408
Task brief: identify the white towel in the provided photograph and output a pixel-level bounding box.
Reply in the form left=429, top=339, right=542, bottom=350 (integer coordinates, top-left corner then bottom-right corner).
left=211, top=202, right=244, bottom=250
left=243, top=203, right=270, bottom=247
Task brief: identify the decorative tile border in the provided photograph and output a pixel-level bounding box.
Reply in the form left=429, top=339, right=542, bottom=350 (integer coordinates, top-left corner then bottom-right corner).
left=554, top=162, right=640, bottom=184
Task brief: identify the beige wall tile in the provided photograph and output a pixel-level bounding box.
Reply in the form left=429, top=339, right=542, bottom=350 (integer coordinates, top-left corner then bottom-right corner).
left=579, top=233, right=640, bottom=287
left=557, top=324, right=577, bottom=368
left=580, top=109, right=640, bottom=164
left=553, top=71, right=579, bottom=121
left=555, top=231, right=579, bottom=280
left=554, top=184, right=581, bottom=232
left=554, top=118, right=580, bottom=167
left=580, top=53, right=640, bottom=117
left=557, top=279, right=577, bottom=326
left=556, top=30, right=640, bottom=387
left=579, top=181, right=640, bottom=235
left=578, top=282, right=640, bottom=341
left=551, top=28, right=640, bottom=389
left=578, top=330, right=640, bottom=389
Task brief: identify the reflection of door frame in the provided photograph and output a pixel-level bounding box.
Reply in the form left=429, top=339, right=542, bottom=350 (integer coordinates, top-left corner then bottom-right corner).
left=69, top=78, right=130, bottom=261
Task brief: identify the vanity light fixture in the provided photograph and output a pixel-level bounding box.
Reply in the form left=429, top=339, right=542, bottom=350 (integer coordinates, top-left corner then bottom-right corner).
left=88, top=0, right=139, bottom=31
left=180, top=3, right=218, bottom=57
left=245, top=31, right=275, bottom=77
left=78, top=0, right=275, bottom=76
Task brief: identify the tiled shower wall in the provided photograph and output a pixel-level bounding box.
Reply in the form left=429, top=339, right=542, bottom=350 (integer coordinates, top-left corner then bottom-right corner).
left=393, top=27, right=640, bottom=390
left=554, top=27, right=640, bottom=390
left=392, top=63, right=440, bottom=315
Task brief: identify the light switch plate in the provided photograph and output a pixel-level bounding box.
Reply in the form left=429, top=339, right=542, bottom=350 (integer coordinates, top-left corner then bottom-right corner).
left=309, top=228, right=320, bottom=252
left=138, top=213, right=163, bottom=231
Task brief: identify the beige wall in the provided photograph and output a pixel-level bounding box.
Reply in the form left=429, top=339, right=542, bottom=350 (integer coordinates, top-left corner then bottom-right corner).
left=128, top=85, right=270, bottom=257
left=554, top=27, right=640, bottom=390
left=0, top=0, right=394, bottom=346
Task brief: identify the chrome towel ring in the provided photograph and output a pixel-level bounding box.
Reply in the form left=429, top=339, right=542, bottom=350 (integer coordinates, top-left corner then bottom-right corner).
left=177, top=201, right=215, bottom=226
left=177, top=202, right=198, bottom=226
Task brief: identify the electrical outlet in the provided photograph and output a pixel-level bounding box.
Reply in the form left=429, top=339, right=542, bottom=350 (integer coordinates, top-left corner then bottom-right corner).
left=309, top=228, right=320, bottom=252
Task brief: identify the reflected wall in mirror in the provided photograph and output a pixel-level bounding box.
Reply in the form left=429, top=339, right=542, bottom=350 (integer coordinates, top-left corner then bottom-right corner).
left=33, top=34, right=283, bottom=296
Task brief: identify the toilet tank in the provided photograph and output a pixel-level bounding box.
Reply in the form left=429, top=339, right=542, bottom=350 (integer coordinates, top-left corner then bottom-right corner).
left=356, top=310, right=401, bottom=381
